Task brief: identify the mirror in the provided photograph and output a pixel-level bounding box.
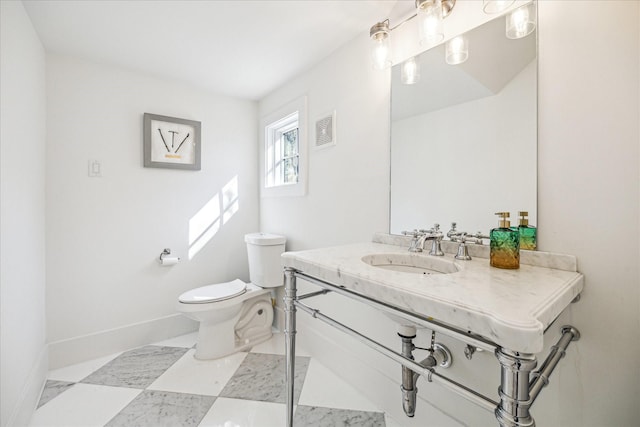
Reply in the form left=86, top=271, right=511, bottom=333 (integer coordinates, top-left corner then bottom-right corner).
left=390, top=15, right=537, bottom=236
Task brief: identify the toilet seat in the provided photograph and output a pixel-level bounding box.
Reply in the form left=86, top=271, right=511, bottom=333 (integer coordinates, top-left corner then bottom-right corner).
left=178, top=279, right=247, bottom=304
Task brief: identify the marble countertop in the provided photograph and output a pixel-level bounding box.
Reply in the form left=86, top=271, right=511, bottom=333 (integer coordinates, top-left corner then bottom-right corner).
left=282, top=238, right=583, bottom=354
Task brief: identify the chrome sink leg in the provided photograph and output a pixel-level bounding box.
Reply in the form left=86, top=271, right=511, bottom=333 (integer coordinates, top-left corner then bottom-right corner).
left=495, top=349, right=537, bottom=427
left=284, top=268, right=297, bottom=427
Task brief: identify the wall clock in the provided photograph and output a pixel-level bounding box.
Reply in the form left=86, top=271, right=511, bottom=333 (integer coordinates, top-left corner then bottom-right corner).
left=143, top=113, right=201, bottom=170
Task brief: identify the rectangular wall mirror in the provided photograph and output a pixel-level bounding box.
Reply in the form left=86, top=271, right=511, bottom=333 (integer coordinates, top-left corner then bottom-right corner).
left=390, top=14, right=537, bottom=236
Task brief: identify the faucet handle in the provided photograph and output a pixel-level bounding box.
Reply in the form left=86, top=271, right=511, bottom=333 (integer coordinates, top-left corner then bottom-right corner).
left=447, top=222, right=460, bottom=239
left=472, top=231, right=490, bottom=243
left=402, top=229, right=424, bottom=252
left=465, top=232, right=488, bottom=246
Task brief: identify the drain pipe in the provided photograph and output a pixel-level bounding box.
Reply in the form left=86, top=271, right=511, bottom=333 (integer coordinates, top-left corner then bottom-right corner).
left=400, top=328, right=418, bottom=417
left=399, top=326, right=452, bottom=417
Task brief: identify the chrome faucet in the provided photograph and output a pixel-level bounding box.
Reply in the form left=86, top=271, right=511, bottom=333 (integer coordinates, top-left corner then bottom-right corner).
left=447, top=222, right=489, bottom=260
left=402, top=229, right=424, bottom=252
left=424, top=223, right=444, bottom=256
left=402, top=224, right=444, bottom=255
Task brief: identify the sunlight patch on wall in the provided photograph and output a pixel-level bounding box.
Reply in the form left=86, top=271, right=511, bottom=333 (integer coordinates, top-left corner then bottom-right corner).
left=188, top=175, right=240, bottom=260
left=222, top=175, right=239, bottom=224
left=189, top=193, right=221, bottom=260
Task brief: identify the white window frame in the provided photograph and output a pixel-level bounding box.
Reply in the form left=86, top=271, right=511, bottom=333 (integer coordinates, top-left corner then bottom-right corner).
left=260, top=96, right=307, bottom=197
left=265, top=112, right=299, bottom=189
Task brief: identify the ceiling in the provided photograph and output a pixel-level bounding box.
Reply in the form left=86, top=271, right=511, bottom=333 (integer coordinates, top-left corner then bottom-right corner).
left=23, top=0, right=398, bottom=100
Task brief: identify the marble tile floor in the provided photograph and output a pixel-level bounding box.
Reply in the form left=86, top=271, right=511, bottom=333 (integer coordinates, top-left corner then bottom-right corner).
left=30, top=332, right=403, bottom=427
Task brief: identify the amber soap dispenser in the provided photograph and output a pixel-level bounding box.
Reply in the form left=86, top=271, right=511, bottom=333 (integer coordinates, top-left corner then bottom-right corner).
left=516, top=211, right=537, bottom=250
left=490, top=212, right=520, bottom=269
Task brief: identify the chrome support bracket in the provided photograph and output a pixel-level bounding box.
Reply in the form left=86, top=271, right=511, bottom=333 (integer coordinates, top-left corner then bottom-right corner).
left=283, top=269, right=580, bottom=427
left=494, top=326, right=581, bottom=427
left=288, top=278, right=498, bottom=414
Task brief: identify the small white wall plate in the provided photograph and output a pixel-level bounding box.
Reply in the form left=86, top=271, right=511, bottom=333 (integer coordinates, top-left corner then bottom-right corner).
left=314, top=110, right=336, bottom=150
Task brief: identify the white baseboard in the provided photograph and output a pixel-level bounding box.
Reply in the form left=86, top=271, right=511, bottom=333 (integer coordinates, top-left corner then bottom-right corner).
left=4, top=345, right=48, bottom=427
left=48, top=314, right=198, bottom=370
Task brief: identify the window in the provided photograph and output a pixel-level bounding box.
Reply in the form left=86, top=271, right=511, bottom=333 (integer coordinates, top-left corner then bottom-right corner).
left=260, top=96, right=307, bottom=197
left=265, top=112, right=299, bottom=188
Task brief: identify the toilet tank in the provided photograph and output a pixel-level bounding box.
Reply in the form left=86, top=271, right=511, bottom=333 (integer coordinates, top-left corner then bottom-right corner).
left=244, top=233, right=286, bottom=288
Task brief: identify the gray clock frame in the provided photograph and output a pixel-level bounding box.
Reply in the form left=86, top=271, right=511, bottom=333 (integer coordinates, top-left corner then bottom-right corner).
left=143, top=113, right=201, bottom=170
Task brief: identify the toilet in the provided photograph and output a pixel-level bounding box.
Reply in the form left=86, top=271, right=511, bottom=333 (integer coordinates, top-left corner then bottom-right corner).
left=177, top=232, right=286, bottom=360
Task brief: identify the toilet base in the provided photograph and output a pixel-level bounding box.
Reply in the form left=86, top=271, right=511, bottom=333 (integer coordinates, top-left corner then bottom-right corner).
left=193, top=294, right=274, bottom=360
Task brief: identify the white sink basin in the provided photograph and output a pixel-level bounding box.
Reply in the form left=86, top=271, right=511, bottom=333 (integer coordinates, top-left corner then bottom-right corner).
left=362, top=253, right=460, bottom=328
left=361, top=253, right=459, bottom=275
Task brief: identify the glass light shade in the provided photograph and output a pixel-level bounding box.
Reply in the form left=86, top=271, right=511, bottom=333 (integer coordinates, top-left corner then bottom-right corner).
left=417, top=0, right=444, bottom=46
left=401, top=57, right=420, bottom=84
left=371, top=33, right=392, bottom=70
left=483, top=0, right=515, bottom=14
left=445, top=35, right=468, bottom=65
left=506, top=2, right=536, bottom=39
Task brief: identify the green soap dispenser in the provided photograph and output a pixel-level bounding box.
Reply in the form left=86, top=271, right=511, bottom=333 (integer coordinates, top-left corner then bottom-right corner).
left=490, top=212, right=520, bottom=269
left=516, top=211, right=537, bottom=250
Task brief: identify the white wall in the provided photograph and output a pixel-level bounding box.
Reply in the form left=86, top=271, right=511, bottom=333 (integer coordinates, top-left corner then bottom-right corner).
left=258, top=35, right=390, bottom=251
left=46, top=55, right=259, bottom=368
left=261, top=1, right=639, bottom=426
left=536, top=2, right=639, bottom=426
left=0, top=2, right=48, bottom=426
left=257, top=32, right=391, bottom=337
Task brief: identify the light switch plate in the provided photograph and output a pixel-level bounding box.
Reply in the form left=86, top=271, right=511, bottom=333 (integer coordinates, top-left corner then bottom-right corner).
left=88, top=159, right=102, bottom=177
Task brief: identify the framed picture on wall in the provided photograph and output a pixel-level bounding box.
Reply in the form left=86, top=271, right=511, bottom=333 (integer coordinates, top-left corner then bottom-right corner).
left=143, top=113, right=201, bottom=170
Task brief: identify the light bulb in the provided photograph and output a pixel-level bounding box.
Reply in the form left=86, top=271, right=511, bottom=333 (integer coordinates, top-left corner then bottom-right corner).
left=446, top=35, right=468, bottom=65
left=371, top=37, right=391, bottom=70
left=370, top=22, right=392, bottom=70
left=506, top=2, right=535, bottom=39
left=401, top=57, right=420, bottom=84
left=417, top=0, right=444, bottom=46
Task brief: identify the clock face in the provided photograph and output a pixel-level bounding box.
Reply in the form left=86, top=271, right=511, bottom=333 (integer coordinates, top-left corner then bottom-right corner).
left=150, top=120, right=195, bottom=165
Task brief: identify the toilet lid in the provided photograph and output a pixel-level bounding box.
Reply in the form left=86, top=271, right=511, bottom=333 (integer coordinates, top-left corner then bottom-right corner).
left=178, top=279, right=247, bottom=304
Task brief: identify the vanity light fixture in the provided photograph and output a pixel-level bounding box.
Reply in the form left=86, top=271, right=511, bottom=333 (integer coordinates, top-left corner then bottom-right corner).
left=445, top=35, right=468, bottom=65
left=482, top=0, right=515, bottom=14
left=369, top=0, right=455, bottom=70
left=505, top=2, right=536, bottom=39
left=370, top=20, right=392, bottom=70
left=370, top=0, right=535, bottom=70
left=401, top=57, right=420, bottom=84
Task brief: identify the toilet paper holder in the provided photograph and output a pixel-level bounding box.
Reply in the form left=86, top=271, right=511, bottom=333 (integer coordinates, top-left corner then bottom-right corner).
left=159, top=248, right=180, bottom=266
